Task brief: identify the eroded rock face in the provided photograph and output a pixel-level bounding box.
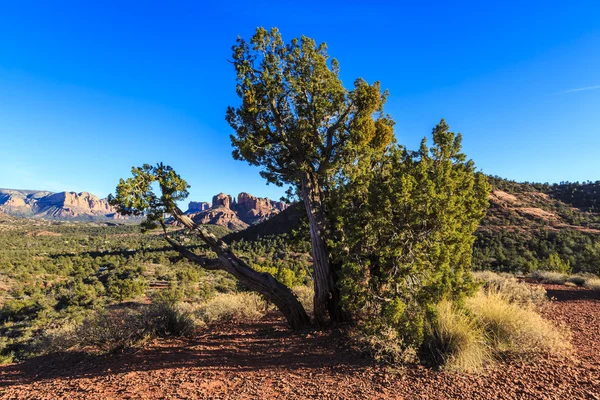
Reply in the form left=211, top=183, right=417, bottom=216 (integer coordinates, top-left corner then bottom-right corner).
left=184, top=191, right=289, bottom=230
left=232, top=192, right=288, bottom=225
left=37, top=192, right=113, bottom=214
left=188, top=207, right=249, bottom=231
left=212, top=193, right=233, bottom=209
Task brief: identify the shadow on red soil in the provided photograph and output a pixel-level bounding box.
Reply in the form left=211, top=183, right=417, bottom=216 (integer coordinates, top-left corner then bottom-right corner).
left=544, top=284, right=600, bottom=302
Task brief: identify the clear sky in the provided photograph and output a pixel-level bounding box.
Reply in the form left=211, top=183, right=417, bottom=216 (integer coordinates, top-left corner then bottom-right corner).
left=0, top=1, right=598, bottom=203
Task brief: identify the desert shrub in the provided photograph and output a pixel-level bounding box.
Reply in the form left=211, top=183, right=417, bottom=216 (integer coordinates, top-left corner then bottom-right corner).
left=584, top=278, right=600, bottom=291
left=334, top=122, right=490, bottom=350
left=473, top=271, right=546, bottom=306
left=76, top=309, right=149, bottom=352
left=424, top=290, right=570, bottom=373
left=529, top=271, right=568, bottom=285
left=146, top=293, right=200, bottom=337
left=28, top=322, right=80, bottom=355
left=197, top=292, right=266, bottom=323
left=348, top=326, right=417, bottom=365
left=73, top=299, right=199, bottom=353
left=424, top=300, right=491, bottom=373
left=465, top=291, right=570, bottom=356
left=291, top=285, right=314, bottom=312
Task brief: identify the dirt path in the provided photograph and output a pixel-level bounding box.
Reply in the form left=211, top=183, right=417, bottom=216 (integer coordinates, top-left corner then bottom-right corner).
left=1, top=285, right=599, bottom=399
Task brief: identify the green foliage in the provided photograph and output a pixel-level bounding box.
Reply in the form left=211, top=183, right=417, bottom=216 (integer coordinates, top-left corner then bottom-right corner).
left=473, top=228, right=600, bottom=275
left=108, top=163, right=190, bottom=231
left=333, top=120, right=490, bottom=348
left=543, top=252, right=571, bottom=274
left=227, top=26, right=393, bottom=190
left=106, top=264, right=148, bottom=301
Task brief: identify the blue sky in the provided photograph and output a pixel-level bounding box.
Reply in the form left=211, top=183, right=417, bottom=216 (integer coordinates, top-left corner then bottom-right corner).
left=0, top=1, right=598, bottom=203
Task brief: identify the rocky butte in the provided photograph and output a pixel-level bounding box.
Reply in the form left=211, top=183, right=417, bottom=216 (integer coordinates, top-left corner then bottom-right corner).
left=184, top=192, right=288, bottom=230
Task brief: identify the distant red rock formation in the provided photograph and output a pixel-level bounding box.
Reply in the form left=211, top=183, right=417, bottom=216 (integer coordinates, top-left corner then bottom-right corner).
left=184, top=192, right=288, bottom=230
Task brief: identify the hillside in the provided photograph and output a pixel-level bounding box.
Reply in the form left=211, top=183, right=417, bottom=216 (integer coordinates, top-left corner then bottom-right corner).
left=218, top=177, right=600, bottom=275
left=474, top=177, right=600, bottom=273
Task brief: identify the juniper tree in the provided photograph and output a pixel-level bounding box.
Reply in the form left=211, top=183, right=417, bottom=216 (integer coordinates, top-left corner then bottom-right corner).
left=109, top=163, right=310, bottom=330
left=330, top=120, right=490, bottom=348
left=226, top=27, right=394, bottom=324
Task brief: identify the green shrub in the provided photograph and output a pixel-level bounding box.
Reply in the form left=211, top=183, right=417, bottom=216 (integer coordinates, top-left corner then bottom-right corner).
left=543, top=253, right=571, bottom=274
left=335, top=122, right=489, bottom=350
left=106, top=264, right=148, bottom=301
left=0, top=297, right=46, bottom=323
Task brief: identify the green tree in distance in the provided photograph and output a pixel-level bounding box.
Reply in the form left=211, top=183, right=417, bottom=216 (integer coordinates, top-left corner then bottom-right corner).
left=226, top=27, right=395, bottom=325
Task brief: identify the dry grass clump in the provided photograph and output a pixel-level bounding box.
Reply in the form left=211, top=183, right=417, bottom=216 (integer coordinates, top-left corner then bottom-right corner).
left=292, top=285, right=314, bottom=312
left=466, top=291, right=571, bottom=355
left=473, top=271, right=546, bottom=306
left=427, top=290, right=571, bottom=373
left=529, top=270, right=568, bottom=285
left=426, top=300, right=491, bottom=373
left=197, top=292, right=266, bottom=323
left=584, top=278, right=600, bottom=292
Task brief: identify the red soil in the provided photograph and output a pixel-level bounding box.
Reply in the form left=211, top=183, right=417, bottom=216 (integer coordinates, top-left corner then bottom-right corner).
left=1, top=284, right=599, bottom=399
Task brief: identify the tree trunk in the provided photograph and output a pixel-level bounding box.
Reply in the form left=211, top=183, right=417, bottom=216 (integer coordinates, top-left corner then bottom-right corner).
left=300, top=174, right=346, bottom=325
left=166, top=208, right=311, bottom=331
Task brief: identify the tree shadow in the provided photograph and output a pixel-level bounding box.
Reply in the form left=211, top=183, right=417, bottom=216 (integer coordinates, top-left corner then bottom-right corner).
left=545, top=286, right=600, bottom=302
left=0, top=319, right=371, bottom=388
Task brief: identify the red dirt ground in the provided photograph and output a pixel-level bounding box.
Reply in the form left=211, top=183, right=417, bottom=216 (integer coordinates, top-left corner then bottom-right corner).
left=1, top=284, right=599, bottom=399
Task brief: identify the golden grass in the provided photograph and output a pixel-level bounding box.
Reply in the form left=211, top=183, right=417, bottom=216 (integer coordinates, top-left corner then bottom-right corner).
left=466, top=291, right=571, bottom=356
left=473, top=271, right=546, bottom=306
left=584, top=278, right=600, bottom=292
left=292, top=285, right=314, bottom=312
left=429, top=300, right=491, bottom=373
left=198, top=292, right=266, bottom=323
left=427, top=289, right=571, bottom=373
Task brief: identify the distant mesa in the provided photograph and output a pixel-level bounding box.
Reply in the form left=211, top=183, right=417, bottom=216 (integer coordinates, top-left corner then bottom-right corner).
left=183, top=192, right=288, bottom=230
left=186, top=201, right=211, bottom=213
left=0, top=188, right=126, bottom=221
